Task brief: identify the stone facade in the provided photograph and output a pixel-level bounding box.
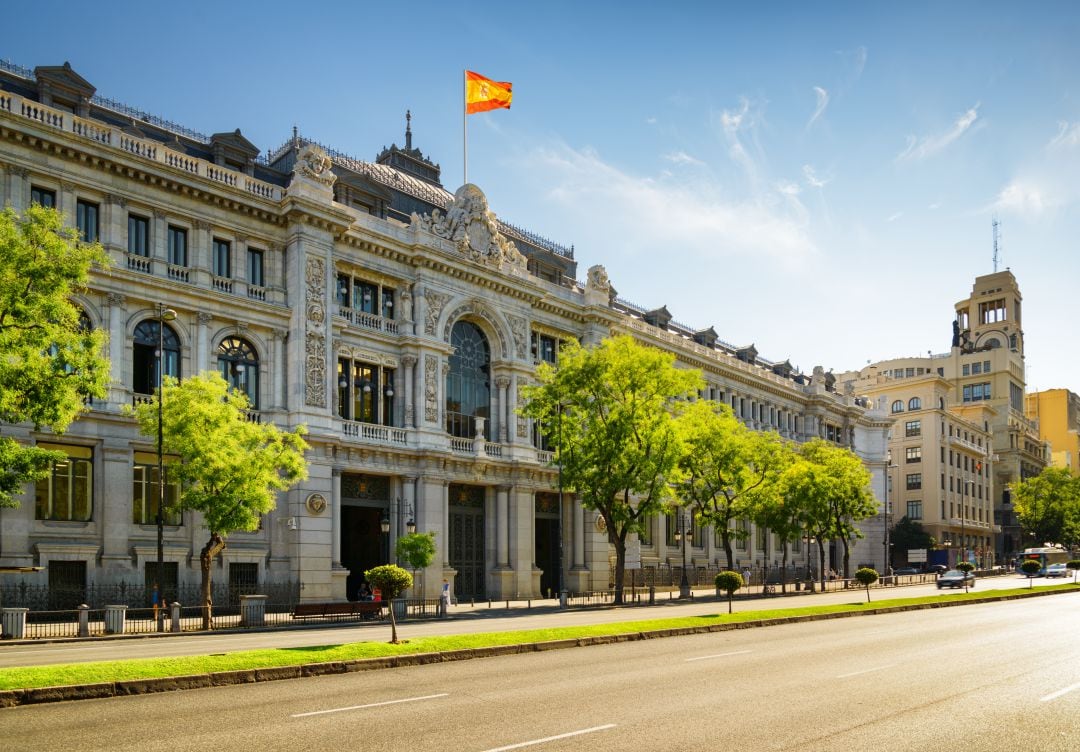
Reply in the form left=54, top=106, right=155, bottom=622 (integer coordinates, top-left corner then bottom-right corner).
left=0, top=61, right=888, bottom=602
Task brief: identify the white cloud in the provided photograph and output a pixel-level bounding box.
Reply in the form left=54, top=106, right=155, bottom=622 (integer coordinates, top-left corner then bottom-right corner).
left=886, top=211, right=903, bottom=222
left=1048, top=121, right=1080, bottom=149
left=663, top=151, right=703, bottom=166
left=896, top=104, right=980, bottom=162
left=989, top=181, right=1048, bottom=217
left=928, top=202, right=940, bottom=210
left=516, top=141, right=818, bottom=271
left=802, top=164, right=829, bottom=188
left=645, top=117, right=657, bottom=126
left=853, top=46, right=867, bottom=76
left=716, top=97, right=762, bottom=185
left=807, top=86, right=829, bottom=129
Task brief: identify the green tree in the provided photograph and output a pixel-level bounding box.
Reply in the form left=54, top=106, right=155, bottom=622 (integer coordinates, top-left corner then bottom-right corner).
left=797, top=439, right=876, bottom=580
left=0, top=205, right=110, bottom=507
left=131, top=372, right=309, bottom=628
left=890, top=516, right=934, bottom=562
left=521, top=335, right=702, bottom=605
left=1020, top=558, right=1041, bottom=587
left=1067, top=560, right=1080, bottom=585
left=396, top=531, right=436, bottom=594
left=676, top=400, right=790, bottom=569
left=753, top=443, right=805, bottom=593
left=854, top=567, right=878, bottom=603
left=955, top=560, right=975, bottom=592
left=364, top=564, right=413, bottom=644
left=1013, top=467, right=1079, bottom=548
left=714, top=570, right=743, bottom=614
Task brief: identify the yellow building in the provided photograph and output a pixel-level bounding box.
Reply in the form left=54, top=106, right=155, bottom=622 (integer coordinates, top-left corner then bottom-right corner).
left=1025, top=389, right=1080, bottom=475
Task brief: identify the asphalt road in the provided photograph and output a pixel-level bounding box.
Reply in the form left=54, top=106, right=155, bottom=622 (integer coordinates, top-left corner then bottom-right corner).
left=2, top=589, right=1078, bottom=751
left=0, top=574, right=1067, bottom=669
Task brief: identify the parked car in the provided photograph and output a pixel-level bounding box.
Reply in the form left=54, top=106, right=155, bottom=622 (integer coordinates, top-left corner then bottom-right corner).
left=925, top=564, right=948, bottom=574
left=1044, top=563, right=1069, bottom=578
left=893, top=567, right=920, bottom=575
left=936, top=569, right=976, bottom=589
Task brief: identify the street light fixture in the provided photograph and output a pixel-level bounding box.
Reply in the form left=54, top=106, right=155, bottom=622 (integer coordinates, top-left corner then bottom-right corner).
left=674, top=510, right=692, bottom=598
left=962, top=479, right=974, bottom=569
left=883, top=463, right=898, bottom=577
left=155, top=303, right=176, bottom=632
left=804, top=530, right=816, bottom=592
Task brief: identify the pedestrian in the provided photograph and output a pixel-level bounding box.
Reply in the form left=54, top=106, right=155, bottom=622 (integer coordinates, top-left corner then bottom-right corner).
left=358, top=582, right=373, bottom=601
left=742, top=567, right=752, bottom=592
left=441, top=579, right=451, bottom=614
left=150, top=582, right=160, bottom=619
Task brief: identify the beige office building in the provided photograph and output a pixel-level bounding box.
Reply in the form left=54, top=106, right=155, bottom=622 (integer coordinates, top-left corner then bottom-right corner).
left=1025, top=389, right=1080, bottom=475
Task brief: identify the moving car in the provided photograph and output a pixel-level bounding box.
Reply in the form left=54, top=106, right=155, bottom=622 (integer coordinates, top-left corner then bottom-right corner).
left=936, top=569, right=976, bottom=589
left=893, top=567, right=920, bottom=575
left=1044, top=563, right=1069, bottom=578
left=925, top=564, right=948, bottom=574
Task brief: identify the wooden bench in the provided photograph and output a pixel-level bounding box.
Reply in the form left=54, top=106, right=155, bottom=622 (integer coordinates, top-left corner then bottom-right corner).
left=292, top=601, right=384, bottom=620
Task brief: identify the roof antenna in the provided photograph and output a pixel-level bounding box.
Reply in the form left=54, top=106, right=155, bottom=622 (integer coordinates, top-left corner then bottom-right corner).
left=405, top=110, right=412, bottom=151
left=992, top=215, right=1000, bottom=272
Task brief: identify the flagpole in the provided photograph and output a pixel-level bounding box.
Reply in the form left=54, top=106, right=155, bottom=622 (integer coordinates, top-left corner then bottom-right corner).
left=463, top=69, right=468, bottom=185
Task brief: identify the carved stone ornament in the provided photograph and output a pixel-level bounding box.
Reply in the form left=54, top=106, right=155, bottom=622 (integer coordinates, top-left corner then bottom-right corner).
left=305, top=332, right=326, bottom=407
left=506, top=313, right=528, bottom=360
left=516, top=387, right=528, bottom=438
left=411, top=184, right=527, bottom=271
left=586, top=264, right=610, bottom=293
left=305, top=493, right=328, bottom=515
left=424, top=355, right=439, bottom=422
left=424, top=289, right=450, bottom=336
left=305, top=256, right=325, bottom=326
left=294, top=144, right=336, bottom=187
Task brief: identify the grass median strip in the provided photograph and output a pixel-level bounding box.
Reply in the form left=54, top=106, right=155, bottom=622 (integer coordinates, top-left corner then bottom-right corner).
left=2, top=583, right=1076, bottom=692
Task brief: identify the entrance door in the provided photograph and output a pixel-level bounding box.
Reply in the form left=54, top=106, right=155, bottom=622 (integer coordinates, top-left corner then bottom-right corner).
left=450, top=505, right=485, bottom=601
left=342, top=506, right=385, bottom=600
left=535, top=518, right=560, bottom=598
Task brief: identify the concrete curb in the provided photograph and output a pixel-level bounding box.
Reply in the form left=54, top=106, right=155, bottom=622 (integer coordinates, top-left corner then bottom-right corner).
left=1, top=586, right=1073, bottom=708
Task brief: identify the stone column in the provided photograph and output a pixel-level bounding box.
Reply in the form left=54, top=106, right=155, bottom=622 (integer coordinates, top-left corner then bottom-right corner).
left=508, top=374, right=520, bottom=444
left=573, top=497, right=585, bottom=569
left=440, top=481, right=450, bottom=567
left=196, top=312, right=213, bottom=373
left=331, top=468, right=342, bottom=568
left=106, top=293, right=127, bottom=408
left=510, top=486, right=536, bottom=597
left=496, top=486, right=510, bottom=567
left=193, top=220, right=212, bottom=287
left=402, top=355, right=416, bottom=429
left=100, top=444, right=133, bottom=573
left=59, top=180, right=76, bottom=228
left=152, top=210, right=168, bottom=263
left=104, top=194, right=125, bottom=254
left=271, top=329, right=286, bottom=410
left=495, top=376, right=510, bottom=443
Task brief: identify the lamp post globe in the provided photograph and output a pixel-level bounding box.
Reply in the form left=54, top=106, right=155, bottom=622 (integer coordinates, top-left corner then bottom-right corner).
left=154, top=304, right=176, bottom=631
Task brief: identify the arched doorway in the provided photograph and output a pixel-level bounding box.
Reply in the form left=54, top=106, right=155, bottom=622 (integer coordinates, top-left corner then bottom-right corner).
left=446, top=320, right=490, bottom=439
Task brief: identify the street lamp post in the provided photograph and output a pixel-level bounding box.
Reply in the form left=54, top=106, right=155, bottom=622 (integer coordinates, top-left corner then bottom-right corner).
left=154, top=304, right=176, bottom=632
left=557, top=398, right=566, bottom=609
left=883, top=463, right=897, bottom=577
left=962, top=480, right=974, bottom=568
left=804, top=530, right=816, bottom=592
left=379, top=497, right=416, bottom=557
left=675, top=511, right=692, bottom=598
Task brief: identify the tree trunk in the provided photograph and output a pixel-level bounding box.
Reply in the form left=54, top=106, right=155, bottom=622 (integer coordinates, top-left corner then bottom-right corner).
left=612, top=531, right=626, bottom=606
left=200, top=532, right=225, bottom=630
left=841, top=537, right=851, bottom=578
left=781, top=544, right=789, bottom=594
left=818, top=541, right=827, bottom=590
left=722, top=529, right=735, bottom=571
left=387, top=599, right=399, bottom=644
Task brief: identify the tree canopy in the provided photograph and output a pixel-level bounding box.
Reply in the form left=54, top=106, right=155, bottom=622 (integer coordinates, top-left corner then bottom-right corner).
left=131, top=372, right=309, bottom=627
left=1012, top=467, right=1080, bottom=549
left=0, top=205, right=110, bottom=507
left=521, top=335, right=702, bottom=604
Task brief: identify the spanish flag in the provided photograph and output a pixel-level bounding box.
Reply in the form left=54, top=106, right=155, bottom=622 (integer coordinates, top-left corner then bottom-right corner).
left=465, top=70, right=513, bottom=114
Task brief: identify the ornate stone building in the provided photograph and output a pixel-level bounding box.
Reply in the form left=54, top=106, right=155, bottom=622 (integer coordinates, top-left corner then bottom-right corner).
left=0, top=61, right=888, bottom=602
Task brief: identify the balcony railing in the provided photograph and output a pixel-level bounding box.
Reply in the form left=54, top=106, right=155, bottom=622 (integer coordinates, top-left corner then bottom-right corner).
left=0, top=91, right=282, bottom=202
left=342, top=420, right=407, bottom=445
left=337, top=306, right=399, bottom=334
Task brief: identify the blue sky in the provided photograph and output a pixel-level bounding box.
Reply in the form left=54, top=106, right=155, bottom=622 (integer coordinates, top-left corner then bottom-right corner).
left=8, top=1, right=1080, bottom=390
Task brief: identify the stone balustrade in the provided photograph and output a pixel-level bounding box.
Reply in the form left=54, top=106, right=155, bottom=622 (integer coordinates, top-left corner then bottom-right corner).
left=0, top=91, right=282, bottom=202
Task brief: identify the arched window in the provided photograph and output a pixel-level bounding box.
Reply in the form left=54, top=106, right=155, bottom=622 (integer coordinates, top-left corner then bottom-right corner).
left=217, top=337, right=259, bottom=409
left=133, top=320, right=180, bottom=396
left=891, top=400, right=904, bottom=414
left=908, top=397, right=922, bottom=410
left=446, top=321, right=490, bottom=439
left=983, top=337, right=1000, bottom=349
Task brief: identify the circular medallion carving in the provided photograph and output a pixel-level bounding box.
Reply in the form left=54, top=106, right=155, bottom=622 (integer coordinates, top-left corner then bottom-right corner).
left=306, top=493, right=328, bottom=515
left=595, top=515, right=607, bottom=534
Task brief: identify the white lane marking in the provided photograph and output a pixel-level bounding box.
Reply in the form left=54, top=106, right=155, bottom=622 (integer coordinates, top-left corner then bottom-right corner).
left=685, top=649, right=753, bottom=662
left=1041, top=681, right=1080, bottom=702
left=479, top=724, right=617, bottom=752
left=837, top=664, right=895, bottom=679
left=291, top=692, right=448, bottom=717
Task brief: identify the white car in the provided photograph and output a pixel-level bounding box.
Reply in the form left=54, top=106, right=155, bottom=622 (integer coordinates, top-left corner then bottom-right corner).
left=1044, top=563, right=1069, bottom=578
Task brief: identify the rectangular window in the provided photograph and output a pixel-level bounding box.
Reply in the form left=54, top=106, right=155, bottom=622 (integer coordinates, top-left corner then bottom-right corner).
left=735, top=519, right=749, bottom=551
left=354, top=281, right=378, bottom=314
left=972, top=362, right=982, bottom=375
left=983, top=360, right=991, bottom=372
left=132, top=452, right=181, bottom=525
left=34, top=443, right=93, bottom=521
left=905, top=473, right=922, bottom=490
left=905, top=368, right=915, bottom=377
left=167, top=226, right=188, bottom=266
left=756, top=523, right=767, bottom=551
left=382, top=289, right=395, bottom=319
left=906, top=446, right=921, bottom=463
left=907, top=501, right=923, bottom=520
left=335, top=274, right=350, bottom=307
left=76, top=200, right=99, bottom=243
left=128, top=215, right=149, bottom=257
left=532, top=332, right=558, bottom=364
left=905, top=420, right=921, bottom=437
left=31, top=186, right=56, bottom=208
left=247, top=248, right=264, bottom=287
left=212, top=239, right=231, bottom=278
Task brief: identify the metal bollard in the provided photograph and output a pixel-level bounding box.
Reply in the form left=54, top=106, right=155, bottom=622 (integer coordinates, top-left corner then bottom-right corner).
left=648, top=585, right=655, bottom=606
left=170, top=601, right=181, bottom=633
left=78, top=604, right=90, bottom=638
